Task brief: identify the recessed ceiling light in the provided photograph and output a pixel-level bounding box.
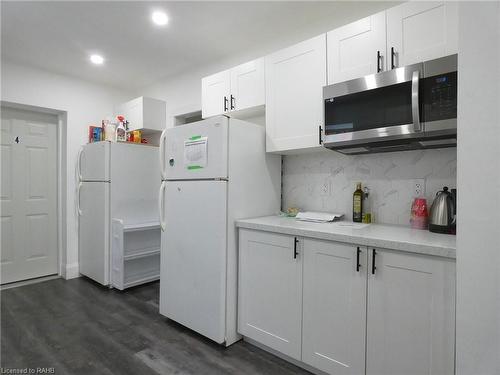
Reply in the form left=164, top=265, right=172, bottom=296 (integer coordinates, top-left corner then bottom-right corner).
left=90, top=54, right=104, bottom=65
left=152, top=11, right=168, bottom=26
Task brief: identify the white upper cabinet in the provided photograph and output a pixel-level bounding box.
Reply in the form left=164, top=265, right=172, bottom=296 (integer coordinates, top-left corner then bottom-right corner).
left=265, top=34, right=326, bottom=153
left=115, top=96, right=166, bottom=131
left=238, top=229, right=303, bottom=360
left=386, top=1, right=458, bottom=68
left=302, top=239, right=367, bottom=375
left=201, top=70, right=231, bottom=119
left=366, top=248, right=456, bottom=375
left=201, top=58, right=264, bottom=119
left=327, top=11, right=387, bottom=84
left=230, top=58, right=265, bottom=113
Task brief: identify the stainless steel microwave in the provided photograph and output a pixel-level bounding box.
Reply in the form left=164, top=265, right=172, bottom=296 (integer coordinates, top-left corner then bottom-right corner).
left=322, top=54, right=457, bottom=155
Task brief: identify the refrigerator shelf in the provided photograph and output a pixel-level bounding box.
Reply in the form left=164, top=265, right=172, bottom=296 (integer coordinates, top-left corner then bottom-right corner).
left=123, top=222, right=160, bottom=233
left=123, top=273, right=160, bottom=289
left=123, top=247, right=160, bottom=261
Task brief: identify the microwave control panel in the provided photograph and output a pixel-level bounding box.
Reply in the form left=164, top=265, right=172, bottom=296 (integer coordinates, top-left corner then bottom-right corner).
left=421, top=71, right=457, bottom=122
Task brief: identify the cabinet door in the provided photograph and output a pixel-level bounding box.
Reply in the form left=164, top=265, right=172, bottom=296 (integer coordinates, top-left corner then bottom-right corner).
left=265, top=34, right=326, bottom=153
left=238, top=229, right=302, bottom=360
left=302, top=239, right=367, bottom=375
left=230, top=58, right=265, bottom=112
left=366, top=249, right=455, bottom=375
left=201, top=70, right=231, bottom=119
left=116, top=97, right=143, bottom=131
left=386, top=2, right=458, bottom=68
left=327, top=11, right=386, bottom=84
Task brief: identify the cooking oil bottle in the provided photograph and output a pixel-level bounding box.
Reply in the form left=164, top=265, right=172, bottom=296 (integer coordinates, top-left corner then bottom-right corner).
left=353, top=182, right=363, bottom=223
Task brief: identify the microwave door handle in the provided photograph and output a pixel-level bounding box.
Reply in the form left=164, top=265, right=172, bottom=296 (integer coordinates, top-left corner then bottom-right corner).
left=411, top=70, right=421, bottom=132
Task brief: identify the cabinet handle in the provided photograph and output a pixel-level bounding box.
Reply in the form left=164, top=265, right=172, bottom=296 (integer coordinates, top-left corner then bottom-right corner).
left=356, top=247, right=361, bottom=272
left=377, top=51, right=382, bottom=73
left=230, top=95, right=235, bottom=110
left=293, top=237, right=299, bottom=259
left=224, top=96, right=228, bottom=112
left=319, top=126, right=323, bottom=145
left=391, top=47, right=396, bottom=70
left=371, top=249, right=377, bottom=275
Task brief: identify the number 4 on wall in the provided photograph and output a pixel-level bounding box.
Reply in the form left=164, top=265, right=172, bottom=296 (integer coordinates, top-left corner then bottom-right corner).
left=14, top=136, right=19, bottom=144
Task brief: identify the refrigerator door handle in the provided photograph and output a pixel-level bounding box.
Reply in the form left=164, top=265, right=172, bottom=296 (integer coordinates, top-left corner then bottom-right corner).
left=77, top=182, right=83, bottom=216
left=77, top=147, right=83, bottom=181
left=159, top=129, right=167, bottom=180
left=159, top=181, right=166, bottom=231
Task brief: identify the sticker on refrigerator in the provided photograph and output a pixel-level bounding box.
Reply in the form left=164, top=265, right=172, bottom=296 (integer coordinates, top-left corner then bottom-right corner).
left=184, top=136, right=208, bottom=170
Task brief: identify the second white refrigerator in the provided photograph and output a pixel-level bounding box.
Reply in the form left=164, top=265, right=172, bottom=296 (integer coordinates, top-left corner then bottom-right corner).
left=159, top=116, right=281, bottom=345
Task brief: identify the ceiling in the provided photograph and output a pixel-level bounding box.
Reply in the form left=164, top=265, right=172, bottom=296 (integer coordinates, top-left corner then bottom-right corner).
left=1, top=1, right=396, bottom=91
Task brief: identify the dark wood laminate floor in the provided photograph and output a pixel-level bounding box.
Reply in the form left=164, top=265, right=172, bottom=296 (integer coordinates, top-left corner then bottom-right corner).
left=1, top=277, right=310, bottom=375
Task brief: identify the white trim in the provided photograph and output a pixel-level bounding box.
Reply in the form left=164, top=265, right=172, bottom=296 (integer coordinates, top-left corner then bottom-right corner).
left=62, top=262, right=80, bottom=280
left=57, top=115, right=64, bottom=277
left=1, top=275, right=61, bottom=290
left=243, top=337, right=329, bottom=375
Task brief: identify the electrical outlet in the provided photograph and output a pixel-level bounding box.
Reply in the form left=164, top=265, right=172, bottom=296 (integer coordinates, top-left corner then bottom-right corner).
left=413, top=179, right=425, bottom=197
left=320, top=182, right=329, bottom=196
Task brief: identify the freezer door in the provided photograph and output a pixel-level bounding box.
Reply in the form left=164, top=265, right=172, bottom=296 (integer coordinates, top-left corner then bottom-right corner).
left=165, top=117, right=228, bottom=180
left=78, top=181, right=110, bottom=285
left=79, top=141, right=110, bottom=181
left=160, top=180, right=227, bottom=343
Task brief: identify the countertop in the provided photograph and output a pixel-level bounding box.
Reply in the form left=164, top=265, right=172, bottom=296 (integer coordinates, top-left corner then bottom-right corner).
left=236, top=216, right=456, bottom=259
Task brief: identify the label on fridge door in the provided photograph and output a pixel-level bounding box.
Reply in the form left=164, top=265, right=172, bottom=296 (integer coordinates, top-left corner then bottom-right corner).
left=184, top=136, right=208, bottom=170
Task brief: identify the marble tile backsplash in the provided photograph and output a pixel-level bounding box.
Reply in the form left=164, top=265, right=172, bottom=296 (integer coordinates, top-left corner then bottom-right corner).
left=282, top=148, right=457, bottom=226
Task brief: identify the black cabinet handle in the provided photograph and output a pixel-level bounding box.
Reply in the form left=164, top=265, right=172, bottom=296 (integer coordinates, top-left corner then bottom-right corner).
left=356, top=247, right=361, bottom=272
left=319, top=126, right=323, bottom=145
left=372, top=249, right=377, bottom=274
left=377, top=51, right=382, bottom=73
left=230, top=95, right=235, bottom=110
left=391, top=47, right=396, bottom=70
left=224, top=96, right=228, bottom=112
left=293, top=237, right=299, bottom=259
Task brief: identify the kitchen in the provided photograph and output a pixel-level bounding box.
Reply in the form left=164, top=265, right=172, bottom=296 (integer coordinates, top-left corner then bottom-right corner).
left=1, top=2, right=499, bottom=375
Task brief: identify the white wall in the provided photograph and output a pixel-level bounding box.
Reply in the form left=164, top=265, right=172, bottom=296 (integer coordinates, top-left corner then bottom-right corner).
left=456, top=2, right=500, bottom=374
left=1, top=61, right=134, bottom=278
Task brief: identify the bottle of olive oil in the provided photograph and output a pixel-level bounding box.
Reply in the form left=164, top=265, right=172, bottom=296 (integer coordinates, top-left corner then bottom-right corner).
left=353, top=182, right=363, bottom=223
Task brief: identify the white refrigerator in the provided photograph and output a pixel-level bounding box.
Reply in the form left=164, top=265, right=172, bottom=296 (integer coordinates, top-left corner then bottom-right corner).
left=158, top=116, right=281, bottom=345
left=78, top=141, right=159, bottom=286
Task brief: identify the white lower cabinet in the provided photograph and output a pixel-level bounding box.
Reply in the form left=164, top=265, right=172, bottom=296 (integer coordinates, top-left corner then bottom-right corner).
left=366, top=248, right=456, bottom=375
left=238, top=228, right=456, bottom=375
left=238, top=229, right=303, bottom=360
left=302, top=239, right=367, bottom=375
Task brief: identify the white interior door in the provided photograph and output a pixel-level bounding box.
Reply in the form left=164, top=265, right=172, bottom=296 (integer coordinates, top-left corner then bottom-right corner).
left=1, top=107, right=58, bottom=284
left=161, top=180, right=227, bottom=343
left=78, top=181, right=110, bottom=285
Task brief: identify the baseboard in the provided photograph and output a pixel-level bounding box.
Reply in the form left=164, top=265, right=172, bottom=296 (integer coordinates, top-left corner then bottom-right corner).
left=62, top=262, right=80, bottom=280
left=243, top=337, right=328, bottom=375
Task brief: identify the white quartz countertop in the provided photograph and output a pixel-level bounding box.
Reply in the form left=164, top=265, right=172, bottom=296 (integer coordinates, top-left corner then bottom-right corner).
left=236, top=216, right=456, bottom=259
